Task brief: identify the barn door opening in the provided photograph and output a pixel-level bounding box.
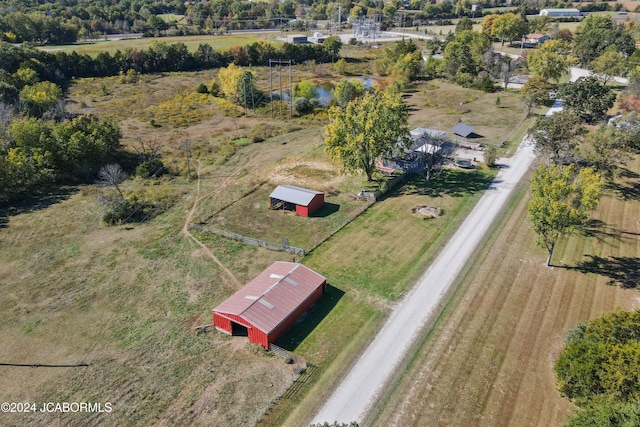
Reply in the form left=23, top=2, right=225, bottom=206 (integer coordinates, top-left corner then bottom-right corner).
left=231, top=322, right=248, bottom=336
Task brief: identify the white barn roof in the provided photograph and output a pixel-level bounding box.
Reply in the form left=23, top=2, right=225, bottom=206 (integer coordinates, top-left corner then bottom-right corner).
left=270, top=185, right=323, bottom=207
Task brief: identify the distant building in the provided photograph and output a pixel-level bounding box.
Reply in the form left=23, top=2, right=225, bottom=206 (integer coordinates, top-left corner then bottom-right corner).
left=286, top=34, right=308, bottom=44
left=309, top=32, right=328, bottom=44
left=539, top=8, right=582, bottom=17
left=523, top=33, right=550, bottom=45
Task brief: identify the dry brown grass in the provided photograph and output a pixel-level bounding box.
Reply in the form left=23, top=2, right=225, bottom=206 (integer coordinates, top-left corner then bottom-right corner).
left=404, top=79, right=527, bottom=146
left=1, top=66, right=536, bottom=426
left=369, top=156, right=640, bottom=427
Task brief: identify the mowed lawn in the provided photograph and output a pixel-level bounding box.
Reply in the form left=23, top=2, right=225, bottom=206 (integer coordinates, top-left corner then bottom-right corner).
left=259, top=169, right=497, bottom=426
left=370, top=156, right=640, bottom=427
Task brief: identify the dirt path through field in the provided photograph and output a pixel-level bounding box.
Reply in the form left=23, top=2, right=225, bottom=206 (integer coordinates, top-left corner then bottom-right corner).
left=181, top=160, right=241, bottom=288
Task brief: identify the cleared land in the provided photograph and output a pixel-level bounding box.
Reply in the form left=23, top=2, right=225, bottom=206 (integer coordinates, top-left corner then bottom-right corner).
left=369, top=156, right=640, bottom=426
left=0, top=60, right=528, bottom=426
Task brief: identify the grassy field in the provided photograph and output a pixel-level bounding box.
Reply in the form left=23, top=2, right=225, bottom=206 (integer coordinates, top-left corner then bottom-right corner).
left=43, top=34, right=284, bottom=57
left=0, top=57, right=534, bottom=426
left=368, top=156, right=640, bottom=426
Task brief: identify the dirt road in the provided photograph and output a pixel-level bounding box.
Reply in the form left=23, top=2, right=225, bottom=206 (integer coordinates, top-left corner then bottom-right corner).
left=312, top=137, right=538, bottom=425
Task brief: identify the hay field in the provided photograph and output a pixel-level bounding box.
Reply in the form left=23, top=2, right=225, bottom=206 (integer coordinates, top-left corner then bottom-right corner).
left=370, top=156, right=640, bottom=426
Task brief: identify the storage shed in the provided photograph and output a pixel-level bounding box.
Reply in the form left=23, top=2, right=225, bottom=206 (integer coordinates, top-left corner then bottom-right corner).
left=270, top=185, right=324, bottom=217
left=212, top=262, right=326, bottom=349
left=451, top=122, right=475, bottom=138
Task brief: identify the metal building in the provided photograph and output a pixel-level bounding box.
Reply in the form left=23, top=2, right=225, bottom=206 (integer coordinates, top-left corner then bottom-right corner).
left=269, top=185, right=325, bottom=217
left=212, top=262, right=326, bottom=349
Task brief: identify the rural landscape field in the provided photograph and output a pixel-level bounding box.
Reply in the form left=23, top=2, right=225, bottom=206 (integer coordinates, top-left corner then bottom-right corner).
left=2, top=1, right=640, bottom=426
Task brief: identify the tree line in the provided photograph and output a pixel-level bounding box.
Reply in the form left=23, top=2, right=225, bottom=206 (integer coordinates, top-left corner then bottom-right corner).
left=1, top=0, right=632, bottom=45
left=0, top=39, right=335, bottom=90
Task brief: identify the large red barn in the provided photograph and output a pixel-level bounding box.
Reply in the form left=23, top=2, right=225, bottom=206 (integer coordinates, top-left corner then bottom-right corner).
left=212, top=262, right=326, bottom=349
left=269, top=185, right=324, bottom=217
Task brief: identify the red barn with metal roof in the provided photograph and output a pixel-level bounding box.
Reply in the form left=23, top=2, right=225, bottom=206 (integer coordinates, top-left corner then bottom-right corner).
left=269, top=185, right=324, bottom=217
left=212, top=262, right=326, bottom=349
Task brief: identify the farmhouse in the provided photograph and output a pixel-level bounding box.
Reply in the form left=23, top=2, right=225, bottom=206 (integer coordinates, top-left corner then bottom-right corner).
left=381, top=127, right=448, bottom=173
left=539, top=8, right=582, bottom=17
left=270, top=184, right=324, bottom=217
left=408, top=127, right=447, bottom=152
left=212, top=262, right=326, bottom=349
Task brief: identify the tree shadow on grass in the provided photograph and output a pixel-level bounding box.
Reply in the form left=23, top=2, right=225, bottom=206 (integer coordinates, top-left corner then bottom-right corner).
left=311, top=202, right=340, bottom=218
left=580, top=219, right=640, bottom=246
left=274, top=284, right=345, bottom=352
left=0, top=186, right=77, bottom=230
left=605, top=167, right=640, bottom=201
left=391, top=170, right=494, bottom=199
left=568, top=255, right=640, bottom=289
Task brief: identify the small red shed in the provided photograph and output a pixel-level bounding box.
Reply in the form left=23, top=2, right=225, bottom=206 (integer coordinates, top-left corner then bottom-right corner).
left=269, top=185, right=324, bottom=217
left=212, top=262, right=326, bottom=349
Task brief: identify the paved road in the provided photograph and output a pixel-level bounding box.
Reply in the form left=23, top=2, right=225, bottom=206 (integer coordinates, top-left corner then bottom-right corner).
left=311, top=130, right=541, bottom=425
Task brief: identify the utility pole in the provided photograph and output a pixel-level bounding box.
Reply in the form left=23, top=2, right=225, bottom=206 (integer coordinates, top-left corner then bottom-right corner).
left=269, top=59, right=293, bottom=118
left=182, top=139, right=192, bottom=179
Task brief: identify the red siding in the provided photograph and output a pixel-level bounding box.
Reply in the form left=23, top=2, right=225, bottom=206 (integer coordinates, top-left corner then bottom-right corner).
left=296, top=204, right=309, bottom=217
left=307, top=193, right=325, bottom=216
left=293, top=194, right=323, bottom=217
left=213, top=312, right=232, bottom=334
left=268, top=282, right=324, bottom=343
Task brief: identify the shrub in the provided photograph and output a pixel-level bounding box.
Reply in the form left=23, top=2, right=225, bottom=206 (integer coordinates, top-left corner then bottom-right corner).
left=484, top=145, right=498, bottom=168
left=196, top=83, right=209, bottom=94
left=210, top=81, right=220, bottom=97
left=293, top=97, right=317, bottom=115
left=136, top=158, right=167, bottom=178
left=103, top=197, right=138, bottom=225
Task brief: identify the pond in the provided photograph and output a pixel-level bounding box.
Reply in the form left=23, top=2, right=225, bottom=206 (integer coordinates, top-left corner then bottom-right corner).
left=273, top=77, right=374, bottom=107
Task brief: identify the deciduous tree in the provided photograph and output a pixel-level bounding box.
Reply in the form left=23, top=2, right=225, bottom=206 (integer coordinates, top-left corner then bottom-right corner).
left=529, top=111, right=585, bottom=165
left=527, top=164, right=602, bottom=266
left=573, top=15, right=635, bottom=65
left=526, top=49, right=568, bottom=84
left=323, top=36, right=342, bottom=63
left=590, top=50, right=627, bottom=86
left=520, top=76, right=551, bottom=116
left=324, top=88, right=410, bottom=181
left=19, top=81, right=62, bottom=117
left=491, top=12, right=528, bottom=46
left=558, top=76, right=616, bottom=124
left=333, top=79, right=367, bottom=109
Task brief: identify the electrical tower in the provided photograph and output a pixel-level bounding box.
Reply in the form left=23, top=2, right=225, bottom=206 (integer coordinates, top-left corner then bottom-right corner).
left=269, top=59, right=293, bottom=118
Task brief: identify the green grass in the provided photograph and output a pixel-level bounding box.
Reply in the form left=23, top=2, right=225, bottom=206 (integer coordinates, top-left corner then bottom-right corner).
left=368, top=156, right=640, bottom=426
left=257, top=169, right=496, bottom=426
left=42, top=34, right=284, bottom=57
left=1, top=63, right=543, bottom=426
